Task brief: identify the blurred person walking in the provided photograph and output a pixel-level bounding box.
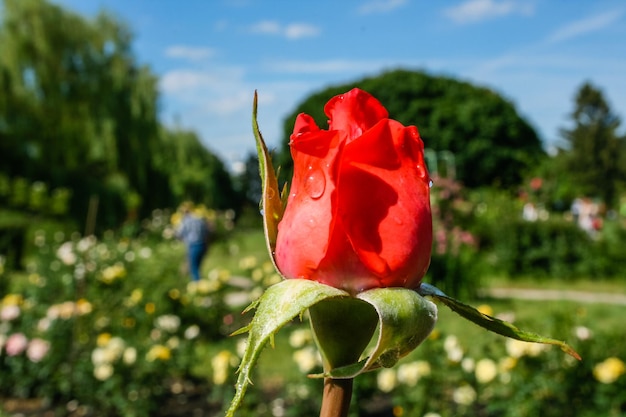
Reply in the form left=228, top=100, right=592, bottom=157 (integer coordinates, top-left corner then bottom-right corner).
left=175, top=202, right=211, bottom=281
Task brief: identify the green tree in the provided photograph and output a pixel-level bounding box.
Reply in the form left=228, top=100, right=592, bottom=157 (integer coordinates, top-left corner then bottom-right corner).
left=276, top=69, right=544, bottom=188
left=557, top=82, right=624, bottom=208
left=157, top=127, right=241, bottom=210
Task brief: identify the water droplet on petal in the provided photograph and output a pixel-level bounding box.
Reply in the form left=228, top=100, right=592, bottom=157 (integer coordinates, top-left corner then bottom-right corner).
left=428, top=179, right=434, bottom=188
left=304, top=167, right=326, bottom=199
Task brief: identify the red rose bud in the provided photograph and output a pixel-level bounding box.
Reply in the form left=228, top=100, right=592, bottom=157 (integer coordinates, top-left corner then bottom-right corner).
left=275, top=88, right=432, bottom=295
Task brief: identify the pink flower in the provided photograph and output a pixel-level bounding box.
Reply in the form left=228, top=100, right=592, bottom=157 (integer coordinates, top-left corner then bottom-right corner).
left=5, top=333, right=28, bottom=356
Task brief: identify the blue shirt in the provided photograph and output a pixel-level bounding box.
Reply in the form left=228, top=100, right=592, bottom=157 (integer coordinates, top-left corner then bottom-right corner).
left=176, top=214, right=210, bottom=246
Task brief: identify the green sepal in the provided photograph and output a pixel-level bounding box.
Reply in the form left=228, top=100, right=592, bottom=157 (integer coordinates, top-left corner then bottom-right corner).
left=252, top=90, right=285, bottom=271
left=225, top=279, right=348, bottom=417
left=312, top=288, right=438, bottom=379
left=418, top=283, right=581, bottom=361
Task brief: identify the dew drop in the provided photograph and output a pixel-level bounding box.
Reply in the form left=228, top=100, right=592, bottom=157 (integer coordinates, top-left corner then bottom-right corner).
left=428, top=179, right=434, bottom=188
left=304, top=166, right=326, bottom=199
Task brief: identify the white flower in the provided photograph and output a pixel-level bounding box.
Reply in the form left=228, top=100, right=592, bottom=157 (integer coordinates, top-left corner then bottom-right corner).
left=76, top=236, right=97, bottom=252
left=461, top=357, right=475, bottom=373
left=0, top=304, right=20, bottom=321
left=123, top=347, right=137, bottom=365
left=575, top=326, right=592, bottom=341
left=155, top=315, right=181, bottom=333
left=93, top=363, right=114, bottom=381
left=235, top=337, right=247, bottom=358
left=184, top=325, right=200, bottom=340
left=377, top=369, right=397, bottom=393
left=475, top=358, right=498, bottom=384
left=26, top=338, right=50, bottom=363
left=507, top=339, right=547, bottom=358
left=56, top=242, right=77, bottom=265
left=397, top=361, right=431, bottom=386
left=107, top=337, right=126, bottom=357
left=289, top=328, right=312, bottom=348
left=166, top=336, right=180, bottom=349
left=444, top=335, right=464, bottom=362
left=292, top=346, right=320, bottom=373
left=452, top=384, right=476, bottom=405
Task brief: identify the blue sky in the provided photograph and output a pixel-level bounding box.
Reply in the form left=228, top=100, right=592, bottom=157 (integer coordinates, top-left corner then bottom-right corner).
left=52, top=0, right=626, bottom=170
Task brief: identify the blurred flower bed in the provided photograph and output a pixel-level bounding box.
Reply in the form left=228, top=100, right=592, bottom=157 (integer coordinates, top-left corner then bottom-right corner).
left=1, top=209, right=626, bottom=417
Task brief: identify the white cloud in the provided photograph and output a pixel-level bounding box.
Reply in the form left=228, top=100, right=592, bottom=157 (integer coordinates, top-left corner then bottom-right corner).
left=249, top=20, right=282, bottom=35
left=160, top=70, right=221, bottom=93
left=546, top=9, right=625, bottom=44
left=248, top=20, right=320, bottom=39
left=444, top=0, right=534, bottom=24
left=358, top=0, right=408, bottom=15
left=284, top=23, right=321, bottom=40
left=164, top=45, right=215, bottom=61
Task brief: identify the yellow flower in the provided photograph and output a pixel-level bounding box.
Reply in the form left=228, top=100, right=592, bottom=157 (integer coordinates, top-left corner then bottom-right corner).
left=212, top=350, right=234, bottom=385
left=76, top=298, right=93, bottom=315
left=97, top=333, right=112, bottom=347
left=145, top=302, right=156, bottom=314
left=100, top=263, right=126, bottom=284
left=593, top=357, right=626, bottom=384
left=475, top=358, right=498, bottom=384
left=131, top=289, right=143, bottom=303
left=1, top=294, right=23, bottom=306
left=146, top=345, right=171, bottom=362
left=476, top=304, right=493, bottom=316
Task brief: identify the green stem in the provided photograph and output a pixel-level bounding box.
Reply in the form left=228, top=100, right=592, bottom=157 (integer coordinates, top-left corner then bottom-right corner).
left=319, top=378, right=353, bottom=417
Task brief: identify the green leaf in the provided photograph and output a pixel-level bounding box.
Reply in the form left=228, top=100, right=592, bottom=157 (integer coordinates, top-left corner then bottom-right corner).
left=309, top=297, right=379, bottom=371
left=252, top=91, right=285, bottom=271
left=317, top=288, right=438, bottom=379
left=418, top=283, right=581, bottom=361
left=225, top=279, right=348, bottom=417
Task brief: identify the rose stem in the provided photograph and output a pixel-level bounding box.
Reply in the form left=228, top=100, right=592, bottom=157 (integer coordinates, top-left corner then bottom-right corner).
left=319, top=377, right=353, bottom=417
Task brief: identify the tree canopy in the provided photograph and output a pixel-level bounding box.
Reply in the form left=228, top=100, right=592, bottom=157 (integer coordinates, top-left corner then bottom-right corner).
left=276, top=69, right=545, bottom=188
left=556, top=82, right=625, bottom=207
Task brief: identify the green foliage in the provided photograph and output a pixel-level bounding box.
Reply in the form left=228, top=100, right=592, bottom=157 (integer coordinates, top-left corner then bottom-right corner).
left=426, top=178, right=483, bottom=299
left=470, top=187, right=626, bottom=280
left=276, top=69, right=545, bottom=188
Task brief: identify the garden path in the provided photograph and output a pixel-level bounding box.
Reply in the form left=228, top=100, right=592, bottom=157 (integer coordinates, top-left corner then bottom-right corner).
left=482, top=287, right=626, bottom=305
